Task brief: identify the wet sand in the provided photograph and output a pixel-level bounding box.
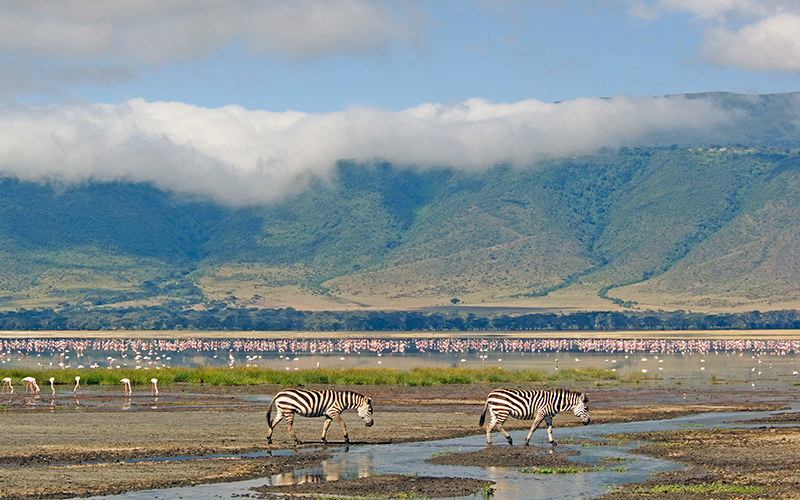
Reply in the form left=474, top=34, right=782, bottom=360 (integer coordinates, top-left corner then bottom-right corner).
left=0, top=381, right=797, bottom=499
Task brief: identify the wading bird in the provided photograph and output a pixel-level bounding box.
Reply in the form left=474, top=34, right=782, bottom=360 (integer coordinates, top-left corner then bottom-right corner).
left=73, top=376, right=81, bottom=394
left=121, top=378, right=131, bottom=396
left=22, top=376, right=40, bottom=394
left=150, top=378, right=158, bottom=396
left=1, top=377, right=12, bottom=394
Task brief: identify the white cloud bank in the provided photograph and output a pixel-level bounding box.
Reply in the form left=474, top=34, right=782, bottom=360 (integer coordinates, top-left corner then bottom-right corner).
left=0, top=96, right=731, bottom=205
left=703, top=14, right=800, bottom=72
left=631, top=0, right=800, bottom=73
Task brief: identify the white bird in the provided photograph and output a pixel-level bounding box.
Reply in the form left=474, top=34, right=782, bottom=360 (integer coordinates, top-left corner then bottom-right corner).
left=73, top=376, right=81, bottom=394
left=1, top=377, right=13, bottom=394
left=150, top=378, right=158, bottom=396
left=22, top=376, right=39, bottom=394
left=120, top=378, right=132, bottom=396
left=49, top=377, right=55, bottom=395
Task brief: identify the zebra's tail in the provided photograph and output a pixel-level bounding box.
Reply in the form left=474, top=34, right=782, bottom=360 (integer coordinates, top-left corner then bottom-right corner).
left=266, top=401, right=274, bottom=429
left=479, top=400, right=489, bottom=428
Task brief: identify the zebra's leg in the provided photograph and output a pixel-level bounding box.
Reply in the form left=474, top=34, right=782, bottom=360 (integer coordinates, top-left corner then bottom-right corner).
left=485, top=412, right=496, bottom=445
left=495, top=421, right=513, bottom=445
left=490, top=411, right=513, bottom=445
left=266, top=408, right=285, bottom=444
left=284, top=413, right=302, bottom=444
left=524, top=414, right=545, bottom=446
left=485, top=408, right=513, bottom=446
left=332, top=413, right=349, bottom=444
left=544, top=416, right=557, bottom=446
left=322, top=416, right=333, bottom=443
left=485, top=410, right=509, bottom=446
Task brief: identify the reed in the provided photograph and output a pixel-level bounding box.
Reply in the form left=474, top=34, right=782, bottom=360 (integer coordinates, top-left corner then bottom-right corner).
left=0, top=366, right=624, bottom=388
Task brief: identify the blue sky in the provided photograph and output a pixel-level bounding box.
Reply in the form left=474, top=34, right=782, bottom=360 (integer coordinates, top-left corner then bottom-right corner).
left=0, top=0, right=799, bottom=204
left=9, top=1, right=798, bottom=111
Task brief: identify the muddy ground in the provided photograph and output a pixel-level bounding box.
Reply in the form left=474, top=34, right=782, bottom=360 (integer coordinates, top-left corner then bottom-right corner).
left=0, top=381, right=798, bottom=499
left=601, top=415, right=800, bottom=500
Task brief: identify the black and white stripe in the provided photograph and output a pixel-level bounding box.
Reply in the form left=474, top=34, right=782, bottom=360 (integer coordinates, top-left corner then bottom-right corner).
left=266, top=388, right=374, bottom=444
left=479, top=388, right=589, bottom=446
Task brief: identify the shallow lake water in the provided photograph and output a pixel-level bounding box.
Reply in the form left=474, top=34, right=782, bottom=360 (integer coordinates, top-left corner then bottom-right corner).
left=81, top=407, right=793, bottom=500
left=2, top=336, right=799, bottom=383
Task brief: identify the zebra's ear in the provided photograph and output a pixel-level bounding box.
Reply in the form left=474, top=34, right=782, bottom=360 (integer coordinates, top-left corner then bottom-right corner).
left=582, top=394, right=589, bottom=403
left=367, top=397, right=372, bottom=405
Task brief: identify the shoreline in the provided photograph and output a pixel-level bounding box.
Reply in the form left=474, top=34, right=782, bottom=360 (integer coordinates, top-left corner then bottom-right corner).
left=3, top=328, right=800, bottom=339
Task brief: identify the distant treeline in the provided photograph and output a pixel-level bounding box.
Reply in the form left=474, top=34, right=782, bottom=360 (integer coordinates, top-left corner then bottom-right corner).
left=1, top=306, right=800, bottom=332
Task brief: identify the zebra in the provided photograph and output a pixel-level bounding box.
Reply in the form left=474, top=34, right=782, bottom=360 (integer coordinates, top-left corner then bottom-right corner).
left=266, top=388, right=374, bottom=444
left=479, top=388, right=590, bottom=446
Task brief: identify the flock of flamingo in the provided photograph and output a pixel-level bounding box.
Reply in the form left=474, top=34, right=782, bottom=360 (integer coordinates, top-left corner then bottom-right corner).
left=0, top=337, right=798, bottom=400
left=1, top=337, right=798, bottom=362
left=1, top=375, right=158, bottom=396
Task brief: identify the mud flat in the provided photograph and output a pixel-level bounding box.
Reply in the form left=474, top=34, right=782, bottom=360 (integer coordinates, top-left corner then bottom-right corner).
left=253, top=474, right=495, bottom=499
left=599, top=413, right=800, bottom=500
left=0, top=381, right=796, bottom=499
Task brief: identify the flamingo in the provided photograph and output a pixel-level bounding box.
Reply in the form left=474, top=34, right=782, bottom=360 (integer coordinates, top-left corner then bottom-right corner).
left=22, top=376, right=39, bottom=394
left=1, top=377, right=12, bottom=394
left=49, top=377, right=55, bottom=395
left=120, top=378, right=131, bottom=396
left=73, top=376, right=81, bottom=394
left=150, top=378, right=158, bottom=396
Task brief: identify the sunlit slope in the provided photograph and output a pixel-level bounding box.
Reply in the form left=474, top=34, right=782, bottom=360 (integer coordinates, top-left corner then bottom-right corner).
left=612, top=153, right=800, bottom=310
left=322, top=165, right=598, bottom=302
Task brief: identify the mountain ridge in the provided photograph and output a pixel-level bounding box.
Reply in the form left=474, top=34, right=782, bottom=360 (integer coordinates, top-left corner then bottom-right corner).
left=1, top=92, right=800, bottom=313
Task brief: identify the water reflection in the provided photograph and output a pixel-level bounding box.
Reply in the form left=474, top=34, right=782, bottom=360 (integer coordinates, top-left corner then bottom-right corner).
left=268, top=448, right=374, bottom=486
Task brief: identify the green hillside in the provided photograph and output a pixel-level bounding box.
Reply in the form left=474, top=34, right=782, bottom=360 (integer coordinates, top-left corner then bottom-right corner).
left=1, top=92, right=800, bottom=313
left=0, top=146, right=797, bottom=312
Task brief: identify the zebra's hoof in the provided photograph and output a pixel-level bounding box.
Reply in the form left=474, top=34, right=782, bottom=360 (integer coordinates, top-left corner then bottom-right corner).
left=550, top=441, right=557, bottom=447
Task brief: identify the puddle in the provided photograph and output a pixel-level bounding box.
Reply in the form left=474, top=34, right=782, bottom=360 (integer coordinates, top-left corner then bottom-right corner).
left=81, top=407, right=792, bottom=500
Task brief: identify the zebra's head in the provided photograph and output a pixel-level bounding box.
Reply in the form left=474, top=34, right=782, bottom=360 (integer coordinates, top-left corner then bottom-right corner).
left=573, top=393, right=590, bottom=425
left=357, top=397, right=374, bottom=427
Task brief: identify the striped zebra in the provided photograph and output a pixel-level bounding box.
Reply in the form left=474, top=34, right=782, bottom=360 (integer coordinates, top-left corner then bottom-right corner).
left=266, top=388, right=374, bottom=444
left=479, top=388, right=590, bottom=446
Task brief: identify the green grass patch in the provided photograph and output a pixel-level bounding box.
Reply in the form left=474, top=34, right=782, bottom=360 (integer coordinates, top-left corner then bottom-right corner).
left=0, top=366, right=621, bottom=387
left=521, top=466, right=605, bottom=474
left=630, top=482, right=763, bottom=495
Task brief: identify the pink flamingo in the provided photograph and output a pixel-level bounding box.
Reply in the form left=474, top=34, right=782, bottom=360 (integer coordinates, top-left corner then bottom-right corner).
left=49, top=377, right=55, bottom=395
left=150, top=378, right=158, bottom=396
left=121, top=378, right=132, bottom=396
left=1, top=377, right=12, bottom=394
left=73, top=376, right=80, bottom=394
left=22, top=376, right=39, bottom=394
